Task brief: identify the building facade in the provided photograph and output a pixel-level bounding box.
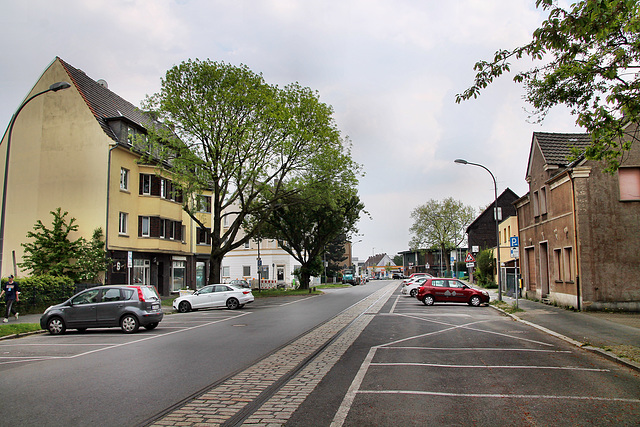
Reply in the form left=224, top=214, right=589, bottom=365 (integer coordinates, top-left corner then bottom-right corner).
left=516, top=131, right=640, bottom=311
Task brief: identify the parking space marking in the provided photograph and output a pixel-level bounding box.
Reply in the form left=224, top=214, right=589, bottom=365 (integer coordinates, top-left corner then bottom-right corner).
left=371, top=362, right=610, bottom=371
left=357, top=389, right=640, bottom=403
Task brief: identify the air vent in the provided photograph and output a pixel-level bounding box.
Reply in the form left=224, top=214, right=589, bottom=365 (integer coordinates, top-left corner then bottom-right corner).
left=96, top=79, right=108, bottom=89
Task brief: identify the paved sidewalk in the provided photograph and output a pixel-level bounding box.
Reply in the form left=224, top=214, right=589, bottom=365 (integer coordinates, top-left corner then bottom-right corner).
left=489, top=290, right=640, bottom=371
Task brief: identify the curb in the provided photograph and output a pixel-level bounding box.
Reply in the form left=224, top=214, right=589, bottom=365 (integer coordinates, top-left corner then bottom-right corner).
left=0, top=329, right=46, bottom=341
left=490, top=304, right=640, bottom=373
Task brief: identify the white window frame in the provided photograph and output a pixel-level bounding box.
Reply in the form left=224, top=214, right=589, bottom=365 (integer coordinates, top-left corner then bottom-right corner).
left=120, top=168, right=129, bottom=191
left=141, top=216, right=150, bottom=237
left=141, top=174, right=151, bottom=195
left=119, top=212, right=128, bottom=235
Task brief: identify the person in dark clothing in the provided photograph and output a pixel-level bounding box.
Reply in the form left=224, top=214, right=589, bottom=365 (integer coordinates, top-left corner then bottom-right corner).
left=1, top=275, right=20, bottom=322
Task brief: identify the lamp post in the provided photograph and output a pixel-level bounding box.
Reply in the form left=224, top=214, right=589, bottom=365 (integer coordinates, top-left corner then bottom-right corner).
left=0, top=81, right=71, bottom=277
left=454, top=158, right=502, bottom=301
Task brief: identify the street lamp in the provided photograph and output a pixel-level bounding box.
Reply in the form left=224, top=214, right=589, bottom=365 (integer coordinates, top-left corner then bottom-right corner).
left=454, top=158, right=502, bottom=301
left=0, top=81, right=71, bottom=277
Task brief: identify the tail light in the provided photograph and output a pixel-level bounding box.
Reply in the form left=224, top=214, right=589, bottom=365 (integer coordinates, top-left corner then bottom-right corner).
left=242, top=290, right=251, bottom=295
left=135, top=287, right=146, bottom=302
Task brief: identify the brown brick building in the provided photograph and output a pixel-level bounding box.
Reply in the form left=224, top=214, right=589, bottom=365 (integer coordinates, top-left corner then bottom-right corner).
left=515, top=130, right=640, bottom=311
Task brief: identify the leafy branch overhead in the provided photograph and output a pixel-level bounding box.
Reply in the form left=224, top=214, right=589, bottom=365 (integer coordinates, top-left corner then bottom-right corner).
left=456, top=0, right=640, bottom=172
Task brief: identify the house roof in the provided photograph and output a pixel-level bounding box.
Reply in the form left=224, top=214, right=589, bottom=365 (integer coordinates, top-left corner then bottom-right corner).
left=526, top=132, right=591, bottom=179
left=58, top=57, right=153, bottom=142
left=465, top=187, right=519, bottom=232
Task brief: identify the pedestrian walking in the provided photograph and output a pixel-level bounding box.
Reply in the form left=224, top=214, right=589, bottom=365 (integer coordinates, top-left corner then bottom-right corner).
left=1, top=275, right=20, bottom=323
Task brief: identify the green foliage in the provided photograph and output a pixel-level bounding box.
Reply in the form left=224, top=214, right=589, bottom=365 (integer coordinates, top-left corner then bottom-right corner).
left=475, top=249, right=496, bottom=287
left=409, top=198, right=476, bottom=271
left=457, top=0, right=640, bottom=172
left=142, top=59, right=354, bottom=283
left=20, top=208, right=81, bottom=279
left=19, top=209, right=110, bottom=283
left=0, top=275, right=75, bottom=314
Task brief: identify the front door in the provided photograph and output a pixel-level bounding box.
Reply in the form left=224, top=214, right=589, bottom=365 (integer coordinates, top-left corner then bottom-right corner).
left=66, top=289, right=100, bottom=327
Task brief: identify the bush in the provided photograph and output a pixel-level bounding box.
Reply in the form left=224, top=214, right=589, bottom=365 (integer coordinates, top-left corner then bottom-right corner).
left=0, top=275, right=75, bottom=315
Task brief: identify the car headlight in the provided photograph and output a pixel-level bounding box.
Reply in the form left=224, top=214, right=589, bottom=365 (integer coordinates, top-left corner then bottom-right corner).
left=482, top=291, right=489, bottom=296
left=43, top=305, right=54, bottom=315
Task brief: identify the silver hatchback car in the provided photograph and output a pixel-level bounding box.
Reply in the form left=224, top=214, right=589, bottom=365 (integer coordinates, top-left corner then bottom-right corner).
left=40, top=285, right=163, bottom=334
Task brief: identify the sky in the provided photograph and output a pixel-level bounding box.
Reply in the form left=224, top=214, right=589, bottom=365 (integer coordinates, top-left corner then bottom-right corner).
left=0, top=0, right=582, bottom=263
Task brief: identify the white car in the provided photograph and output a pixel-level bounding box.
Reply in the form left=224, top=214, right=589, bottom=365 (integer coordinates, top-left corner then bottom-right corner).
left=173, top=284, right=254, bottom=312
left=401, top=272, right=431, bottom=286
left=401, top=275, right=432, bottom=297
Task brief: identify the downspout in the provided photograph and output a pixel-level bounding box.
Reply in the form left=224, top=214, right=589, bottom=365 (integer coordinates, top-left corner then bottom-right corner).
left=569, top=171, right=581, bottom=311
left=105, top=143, right=119, bottom=284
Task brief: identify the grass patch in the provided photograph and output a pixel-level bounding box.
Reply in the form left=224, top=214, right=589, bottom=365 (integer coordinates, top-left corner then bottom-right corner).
left=0, top=323, right=42, bottom=338
left=491, top=300, right=525, bottom=314
left=252, top=288, right=323, bottom=298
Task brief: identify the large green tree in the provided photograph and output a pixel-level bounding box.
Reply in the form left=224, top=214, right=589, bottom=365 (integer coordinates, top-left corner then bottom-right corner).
left=256, top=144, right=364, bottom=289
left=143, top=59, right=348, bottom=284
left=457, top=0, right=640, bottom=172
left=409, top=198, right=475, bottom=272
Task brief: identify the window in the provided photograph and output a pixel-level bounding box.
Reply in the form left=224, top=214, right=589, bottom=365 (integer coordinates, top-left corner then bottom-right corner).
left=223, top=215, right=229, bottom=228
left=222, top=266, right=230, bottom=277
left=199, top=195, right=212, bottom=213
left=563, top=247, right=573, bottom=281
left=103, top=288, right=122, bottom=302
left=140, top=216, right=150, bottom=237
left=172, top=260, right=186, bottom=292
left=160, top=178, right=167, bottom=199
left=540, top=187, right=548, bottom=214
left=140, top=174, right=151, bottom=195
left=244, top=241, right=250, bottom=249
left=159, top=219, right=166, bottom=239
left=533, top=190, right=540, bottom=217
left=197, top=227, right=211, bottom=245
left=619, top=167, right=640, bottom=201
left=127, top=126, right=135, bottom=145
left=554, top=248, right=563, bottom=281
left=243, top=265, right=251, bottom=276
left=119, top=212, right=128, bottom=235
left=133, top=259, right=150, bottom=285
left=120, top=168, right=129, bottom=191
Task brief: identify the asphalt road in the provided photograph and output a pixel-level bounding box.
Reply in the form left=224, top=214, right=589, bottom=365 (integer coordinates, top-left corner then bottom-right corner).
left=0, top=282, right=390, bottom=427
left=288, top=286, right=640, bottom=426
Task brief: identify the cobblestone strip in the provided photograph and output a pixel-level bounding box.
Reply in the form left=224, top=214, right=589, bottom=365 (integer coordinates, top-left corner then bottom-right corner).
left=150, top=283, right=397, bottom=427
left=241, top=285, right=393, bottom=426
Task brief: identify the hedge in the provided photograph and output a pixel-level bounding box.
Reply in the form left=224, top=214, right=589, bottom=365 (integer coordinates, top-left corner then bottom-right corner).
left=0, top=275, right=76, bottom=315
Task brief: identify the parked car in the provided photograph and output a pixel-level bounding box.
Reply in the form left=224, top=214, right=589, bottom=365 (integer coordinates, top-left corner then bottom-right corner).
left=401, top=272, right=430, bottom=286
left=173, top=284, right=254, bottom=312
left=229, top=279, right=251, bottom=289
left=40, top=285, right=163, bottom=335
left=416, top=278, right=490, bottom=307
left=400, top=275, right=432, bottom=297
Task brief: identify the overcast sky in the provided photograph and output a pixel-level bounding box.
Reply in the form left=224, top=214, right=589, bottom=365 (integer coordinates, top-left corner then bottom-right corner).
left=0, top=0, right=581, bottom=262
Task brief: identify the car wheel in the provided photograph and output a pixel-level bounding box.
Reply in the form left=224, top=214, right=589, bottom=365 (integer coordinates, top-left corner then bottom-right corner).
left=47, top=317, right=66, bottom=335
left=409, top=288, right=418, bottom=297
left=178, top=301, right=191, bottom=313
left=226, top=298, right=240, bottom=310
left=144, top=322, right=159, bottom=330
left=422, top=295, right=435, bottom=306
left=120, top=314, right=140, bottom=333
left=469, top=295, right=481, bottom=307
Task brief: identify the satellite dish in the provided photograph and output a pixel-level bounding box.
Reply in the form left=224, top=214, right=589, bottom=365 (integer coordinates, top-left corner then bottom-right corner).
left=97, top=79, right=108, bottom=89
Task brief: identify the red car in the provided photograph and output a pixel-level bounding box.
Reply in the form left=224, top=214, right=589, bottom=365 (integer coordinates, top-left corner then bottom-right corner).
left=416, top=278, right=490, bottom=307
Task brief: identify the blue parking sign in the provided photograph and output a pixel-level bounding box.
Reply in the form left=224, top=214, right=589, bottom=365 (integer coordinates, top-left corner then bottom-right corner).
left=510, top=236, right=519, bottom=247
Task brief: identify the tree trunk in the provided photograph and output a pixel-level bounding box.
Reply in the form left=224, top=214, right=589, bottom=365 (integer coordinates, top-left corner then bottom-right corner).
left=208, top=250, right=224, bottom=284
left=298, top=265, right=311, bottom=290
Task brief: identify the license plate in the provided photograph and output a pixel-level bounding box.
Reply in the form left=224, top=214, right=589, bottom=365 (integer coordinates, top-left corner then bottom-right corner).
left=152, top=304, right=160, bottom=310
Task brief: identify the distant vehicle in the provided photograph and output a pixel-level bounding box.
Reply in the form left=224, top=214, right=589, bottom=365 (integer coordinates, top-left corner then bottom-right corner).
left=342, top=269, right=358, bottom=286
left=416, top=278, right=490, bottom=307
left=400, top=275, right=432, bottom=297
left=40, top=285, right=163, bottom=335
left=392, top=273, right=405, bottom=279
left=401, top=272, right=430, bottom=286
left=173, top=284, right=254, bottom=312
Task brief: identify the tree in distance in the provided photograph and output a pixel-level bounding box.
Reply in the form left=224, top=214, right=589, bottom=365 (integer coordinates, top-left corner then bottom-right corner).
left=457, top=0, right=640, bottom=172
left=409, top=198, right=476, bottom=273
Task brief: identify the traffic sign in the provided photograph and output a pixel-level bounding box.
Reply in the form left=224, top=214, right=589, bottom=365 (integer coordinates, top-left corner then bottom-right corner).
left=464, top=253, right=475, bottom=263
left=510, top=236, right=519, bottom=247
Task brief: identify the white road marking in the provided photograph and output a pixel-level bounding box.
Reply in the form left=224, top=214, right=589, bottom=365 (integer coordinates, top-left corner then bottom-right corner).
left=371, top=362, right=609, bottom=371
left=358, top=390, right=640, bottom=403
